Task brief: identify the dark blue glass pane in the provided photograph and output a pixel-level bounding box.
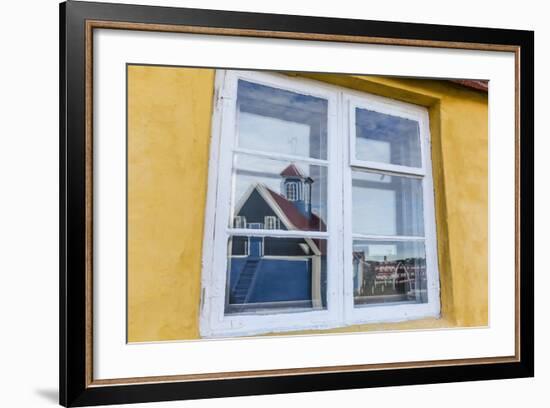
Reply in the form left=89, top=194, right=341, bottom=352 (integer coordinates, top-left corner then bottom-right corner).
left=225, top=236, right=327, bottom=314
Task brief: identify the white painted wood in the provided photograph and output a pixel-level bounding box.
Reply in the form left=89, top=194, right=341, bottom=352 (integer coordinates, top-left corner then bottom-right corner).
left=227, top=228, right=328, bottom=238
left=232, top=147, right=330, bottom=166
left=351, top=233, right=425, bottom=241
left=201, top=69, right=440, bottom=338
left=199, top=70, right=227, bottom=330
left=419, top=108, right=442, bottom=318
left=350, top=160, right=426, bottom=176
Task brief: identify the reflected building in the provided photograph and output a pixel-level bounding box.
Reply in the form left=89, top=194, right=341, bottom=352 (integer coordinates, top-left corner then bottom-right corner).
left=353, top=251, right=428, bottom=305
left=226, top=164, right=327, bottom=314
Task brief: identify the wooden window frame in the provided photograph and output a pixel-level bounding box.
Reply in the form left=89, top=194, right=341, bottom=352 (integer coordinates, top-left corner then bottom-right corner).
left=343, top=92, right=441, bottom=325
left=200, top=69, right=439, bottom=338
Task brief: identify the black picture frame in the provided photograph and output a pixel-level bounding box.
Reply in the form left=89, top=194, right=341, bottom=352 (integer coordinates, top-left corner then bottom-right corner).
left=60, top=1, right=534, bottom=406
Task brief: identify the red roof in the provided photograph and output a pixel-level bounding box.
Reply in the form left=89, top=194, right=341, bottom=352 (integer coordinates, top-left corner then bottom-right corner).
left=449, top=79, right=488, bottom=92
left=265, top=187, right=326, bottom=232
left=280, top=164, right=304, bottom=178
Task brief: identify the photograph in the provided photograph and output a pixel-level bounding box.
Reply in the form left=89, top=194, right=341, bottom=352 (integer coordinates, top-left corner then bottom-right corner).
left=54, top=1, right=535, bottom=406
left=126, top=67, right=489, bottom=341
left=2, top=0, right=547, bottom=407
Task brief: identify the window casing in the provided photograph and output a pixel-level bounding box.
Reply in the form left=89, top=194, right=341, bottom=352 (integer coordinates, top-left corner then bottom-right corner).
left=201, top=70, right=440, bottom=337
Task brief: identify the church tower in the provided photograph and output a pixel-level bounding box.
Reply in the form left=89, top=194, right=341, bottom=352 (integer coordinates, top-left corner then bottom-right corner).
left=280, top=164, right=313, bottom=218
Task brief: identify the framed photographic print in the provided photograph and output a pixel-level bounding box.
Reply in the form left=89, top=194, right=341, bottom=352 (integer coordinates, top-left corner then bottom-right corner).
left=59, top=0, right=534, bottom=406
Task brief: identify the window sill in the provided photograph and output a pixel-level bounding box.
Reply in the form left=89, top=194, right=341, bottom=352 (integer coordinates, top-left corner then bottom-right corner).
left=245, top=316, right=468, bottom=339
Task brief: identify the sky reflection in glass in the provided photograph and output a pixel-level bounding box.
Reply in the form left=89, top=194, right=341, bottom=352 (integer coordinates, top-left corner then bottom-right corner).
left=355, top=108, right=421, bottom=168
left=237, top=80, right=328, bottom=160
left=352, top=170, right=424, bottom=236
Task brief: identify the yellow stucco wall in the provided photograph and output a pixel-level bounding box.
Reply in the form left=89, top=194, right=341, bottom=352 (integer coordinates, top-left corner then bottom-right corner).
left=127, top=65, right=215, bottom=342
left=127, top=66, right=487, bottom=342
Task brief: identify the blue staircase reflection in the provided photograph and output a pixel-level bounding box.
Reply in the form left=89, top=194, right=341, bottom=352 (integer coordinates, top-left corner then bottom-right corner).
left=231, top=259, right=260, bottom=305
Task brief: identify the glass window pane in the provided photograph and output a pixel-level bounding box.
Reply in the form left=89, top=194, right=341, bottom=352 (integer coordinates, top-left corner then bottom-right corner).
left=355, top=108, right=422, bottom=167
left=352, top=170, right=424, bottom=236
left=226, top=236, right=327, bottom=314
left=353, top=240, right=427, bottom=306
left=231, top=153, right=328, bottom=232
left=237, top=80, right=328, bottom=160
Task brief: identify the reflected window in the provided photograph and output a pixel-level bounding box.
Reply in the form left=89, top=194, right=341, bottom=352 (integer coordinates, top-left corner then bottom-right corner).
left=233, top=216, right=247, bottom=229
left=286, top=182, right=298, bottom=201
left=264, top=216, right=280, bottom=230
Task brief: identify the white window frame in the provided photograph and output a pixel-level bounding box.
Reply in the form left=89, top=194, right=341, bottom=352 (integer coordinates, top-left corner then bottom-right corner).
left=200, top=70, right=439, bottom=338
left=200, top=70, right=342, bottom=338
left=343, top=92, right=440, bottom=325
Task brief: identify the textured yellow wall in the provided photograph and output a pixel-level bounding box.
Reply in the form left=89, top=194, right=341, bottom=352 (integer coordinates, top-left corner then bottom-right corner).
left=127, top=67, right=487, bottom=342
left=127, top=66, right=215, bottom=342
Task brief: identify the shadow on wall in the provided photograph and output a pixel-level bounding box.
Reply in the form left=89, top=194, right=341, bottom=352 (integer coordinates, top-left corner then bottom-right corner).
left=34, top=388, right=58, bottom=404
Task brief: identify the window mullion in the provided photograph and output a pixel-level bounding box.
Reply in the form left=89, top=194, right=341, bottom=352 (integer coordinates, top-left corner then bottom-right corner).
left=232, top=147, right=330, bottom=167
left=334, top=90, right=347, bottom=323
left=350, top=162, right=425, bottom=178
left=227, top=228, right=328, bottom=239
left=351, top=234, right=425, bottom=241
left=342, top=93, right=356, bottom=320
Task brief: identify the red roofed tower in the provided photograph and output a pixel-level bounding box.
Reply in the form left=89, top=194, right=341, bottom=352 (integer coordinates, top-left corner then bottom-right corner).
left=280, top=164, right=313, bottom=218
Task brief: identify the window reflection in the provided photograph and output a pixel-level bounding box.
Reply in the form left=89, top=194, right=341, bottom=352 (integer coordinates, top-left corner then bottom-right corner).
left=355, top=108, right=421, bottom=167
left=353, top=240, right=428, bottom=306
left=226, top=236, right=328, bottom=314
left=231, top=154, right=328, bottom=232
left=237, top=80, right=328, bottom=160
left=352, top=170, right=424, bottom=236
